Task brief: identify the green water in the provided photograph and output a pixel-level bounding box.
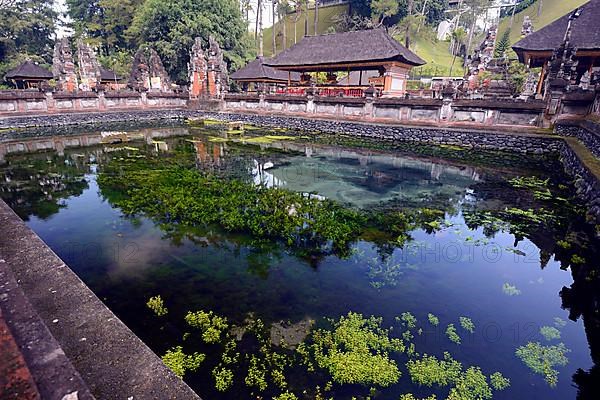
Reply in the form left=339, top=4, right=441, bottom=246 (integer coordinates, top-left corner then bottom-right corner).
left=0, top=125, right=599, bottom=399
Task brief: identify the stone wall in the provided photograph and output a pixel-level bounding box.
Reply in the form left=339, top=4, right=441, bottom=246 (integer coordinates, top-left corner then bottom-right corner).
left=559, top=142, right=600, bottom=222
left=0, top=90, right=187, bottom=116
left=223, top=94, right=546, bottom=128
left=555, top=119, right=600, bottom=159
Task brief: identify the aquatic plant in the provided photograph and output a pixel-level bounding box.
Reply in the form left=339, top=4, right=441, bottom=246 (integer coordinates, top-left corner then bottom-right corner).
left=213, top=367, right=234, bottom=391
left=540, top=326, right=561, bottom=341
left=446, top=324, right=461, bottom=345
left=556, top=240, right=571, bottom=249
left=399, top=312, right=417, bottom=329
left=406, top=352, right=463, bottom=386
left=571, top=254, right=586, bottom=265
left=459, top=317, right=475, bottom=334
left=185, top=310, right=229, bottom=344
left=553, top=317, right=567, bottom=329
left=515, top=342, right=570, bottom=387
left=161, top=346, right=205, bottom=378
left=273, top=392, right=298, bottom=400
left=489, top=372, right=510, bottom=391
left=146, top=295, right=168, bottom=316
left=245, top=354, right=268, bottom=391
left=448, top=366, right=492, bottom=400
left=298, top=312, right=404, bottom=387
left=502, top=283, right=521, bottom=296
left=427, top=313, right=439, bottom=326
left=399, top=394, right=437, bottom=400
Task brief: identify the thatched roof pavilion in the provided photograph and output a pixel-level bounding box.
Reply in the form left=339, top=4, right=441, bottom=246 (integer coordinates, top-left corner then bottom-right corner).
left=4, top=61, right=53, bottom=89
left=231, top=57, right=301, bottom=86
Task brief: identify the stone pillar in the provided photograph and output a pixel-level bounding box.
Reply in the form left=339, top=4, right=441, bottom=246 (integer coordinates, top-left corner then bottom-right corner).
left=188, top=38, right=207, bottom=99
left=97, top=89, right=106, bottom=111
left=207, top=36, right=229, bottom=99
left=364, top=97, right=374, bottom=118
left=52, top=38, right=78, bottom=92
left=44, top=91, right=56, bottom=113
left=382, top=64, right=410, bottom=97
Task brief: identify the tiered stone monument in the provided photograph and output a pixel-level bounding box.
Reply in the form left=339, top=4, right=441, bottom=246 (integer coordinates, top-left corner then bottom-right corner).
left=77, top=40, right=102, bottom=91
left=128, top=46, right=172, bottom=92
left=186, top=36, right=229, bottom=99
left=188, top=37, right=207, bottom=98
left=52, top=38, right=78, bottom=92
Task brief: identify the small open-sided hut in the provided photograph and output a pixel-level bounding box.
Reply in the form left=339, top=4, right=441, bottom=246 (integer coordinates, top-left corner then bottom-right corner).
left=4, top=61, right=53, bottom=89
left=231, top=57, right=301, bottom=92
left=265, top=29, right=425, bottom=97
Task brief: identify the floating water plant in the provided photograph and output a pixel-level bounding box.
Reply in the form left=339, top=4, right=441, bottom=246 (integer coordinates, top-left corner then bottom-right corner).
left=502, top=283, right=521, bottom=296
left=446, top=324, right=461, bottom=344
left=185, top=310, right=229, bottom=344
left=540, top=326, right=561, bottom=341
left=427, top=313, right=439, bottom=326
left=213, top=367, right=234, bottom=391
left=515, top=342, right=570, bottom=387
left=553, top=317, right=567, bottom=328
left=489, top=372, right=510, bottom=391
left=459, top=317, right=475, bottom=334
left=161, top=346, right=205, bottom=378
left=297, top=312, right=404, bottom=387
left=146, top=295, right=168, bottom=316
left=399, top=312, right=417, bottom=329
left=406, top=352, right=463, bottom=386
left=448, top=366, right=492, bottom=400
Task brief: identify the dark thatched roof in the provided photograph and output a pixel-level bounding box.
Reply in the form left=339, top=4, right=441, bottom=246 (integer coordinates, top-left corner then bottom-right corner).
left=231, top=57, right=301, bottom=82
left=99, top=67, right=122, bottom=82
left=513, top=0, right=600, bottom=56
left=265, top=29, right=426, bottom=69
left=5, top=61, right=53, bottom=80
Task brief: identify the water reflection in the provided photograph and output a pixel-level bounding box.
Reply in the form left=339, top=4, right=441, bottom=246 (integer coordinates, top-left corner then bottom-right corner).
left=1, top=127, right=599, bottom=399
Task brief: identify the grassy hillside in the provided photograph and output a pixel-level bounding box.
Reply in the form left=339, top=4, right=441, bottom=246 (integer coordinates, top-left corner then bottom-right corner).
left=497, top=0, right=587, bottom=46
left=262, top=4, right=349, bottom=57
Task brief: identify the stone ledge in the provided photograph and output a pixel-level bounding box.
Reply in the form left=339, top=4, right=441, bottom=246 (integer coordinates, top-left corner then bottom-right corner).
left=0, top=200, right=200, bottom=399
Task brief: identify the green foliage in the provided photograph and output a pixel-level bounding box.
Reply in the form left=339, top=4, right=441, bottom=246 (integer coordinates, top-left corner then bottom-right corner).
left=273, top=392, right=298, bottom=400
left=556, top=240, right=571, bottom=249
left=489, top=372, right=510, bottom=391
left=98, top=50, right=133, bottom=78
left=245, top=354, right=269, bottom=391
left=459, top=317, right=475, bottom=334
left=371, top=0, right=399, bottom=25
left=146, top=295, right=168, bottom=316
left=127, top=0, right=253, bottom=82
left=185, top=310, right=229, bottom=344
left=515, top=342, right=570, bottom=387
left=446, top=324, right=461, bottom=345
left=407, top=352, right=463, bottom=386
left=212, top=366, right=234, bottom=392
left=447, top=366, right=492, bottom=400
left=426, top=313, right=438, bottom=326
left=502, top=283, right=521, bottom=296
left=399, top=394, right=437, bottom=400
left=399, top=312, right=418, bottom=329
left=494, top=29, right=511, bottom=58
left=540, top=326, right=561, bottom=341
left=299, top=312, right=404, bottom=387
left=571, top=254, right=586, bottom=265
left=161, top=346, right=205, bottom=378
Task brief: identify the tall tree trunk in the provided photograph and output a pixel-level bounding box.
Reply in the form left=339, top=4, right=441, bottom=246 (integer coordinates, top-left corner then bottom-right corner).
left=282, top=10, right=287, bottom=50
left=537, top=0, right=543, bottom=17
left=258, top=0, right=264, bottom=56
left=405, top=0, right=414, bottom=48
left=255, top=0, right=261, bottom=40
left=464, top=18, right=476, bottom=67
left=304, top=1, right=308, bottom=36
left=272, top=0, right=277, bottom=55
left=314, top=0, right=319, bottom=35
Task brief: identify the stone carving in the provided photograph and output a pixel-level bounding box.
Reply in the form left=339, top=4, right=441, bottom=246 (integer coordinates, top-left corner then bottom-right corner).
left=77, top=39, right=102, bottom=91
left=52, top=38, right=78, bottom=92
left=521, top=71, right=538, bottom=98
left=186, top=36, right=229, bottom=99
left=207, top=36, right=229, bottom=98
left=189, top=37, right=207, bottom=98
left=521, top=16, right=534, bottom=37
left=128, top=46, right=172, bottom=92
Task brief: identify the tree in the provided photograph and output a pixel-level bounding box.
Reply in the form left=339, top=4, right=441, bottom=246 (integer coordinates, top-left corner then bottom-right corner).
left=127, top=0, right=253, bottom=82
left=278, top=0, right=293, bottom=50
left=0, top=0, right=56, bottom=76
left=449, top=27, right=466, bottom=76
left=494, top=29, right=510, bottom=58
left=371, top=0, right=399, bottom=26
left=314, top=0, right=319, bottom=35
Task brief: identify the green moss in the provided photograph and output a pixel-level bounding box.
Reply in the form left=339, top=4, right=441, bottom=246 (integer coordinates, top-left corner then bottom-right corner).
left=515, top=342, right=570, bottom=387
left=299, top=312, right=404, bottom=387
left=146, top=295, right=168, bottom=316
left=161, top=346, right=205, bottom=378
left=540, top=326, right=561, bottom=341
left=446, top=324, right=461, bottom=345
left=459, top=317, right=475, bottom=334
left=427, top=313, right=439, bottom=326
left=185, top=310, right=229, bottom=344
left=489, top=372, right=510, bottom=391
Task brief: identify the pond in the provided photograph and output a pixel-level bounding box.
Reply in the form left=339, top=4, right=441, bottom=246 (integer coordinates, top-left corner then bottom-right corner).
left=0, top=123, right=599, bottom=400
